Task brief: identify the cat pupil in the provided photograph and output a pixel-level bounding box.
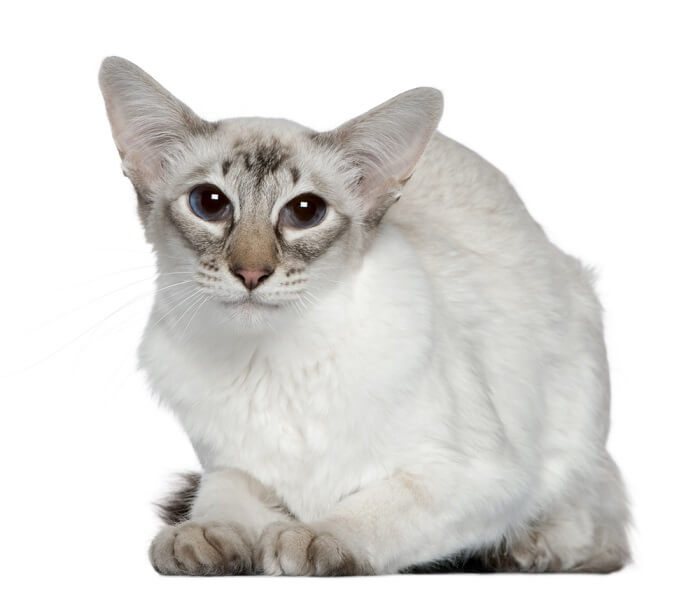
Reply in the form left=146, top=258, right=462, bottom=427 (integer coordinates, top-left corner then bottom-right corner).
left=203, top=192, right=222, bottom=212
left=291, top=195, right=323, bottom=224
left=295, top=200, right=313, bottom=220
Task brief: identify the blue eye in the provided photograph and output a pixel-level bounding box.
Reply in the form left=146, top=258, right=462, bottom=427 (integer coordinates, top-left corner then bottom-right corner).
left=188, top=184, right=231, bottom=221
left=280, top=193, right=327, bottom=228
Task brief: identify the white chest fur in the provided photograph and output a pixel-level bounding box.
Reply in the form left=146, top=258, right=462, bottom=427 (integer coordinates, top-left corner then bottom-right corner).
left=139, top=227, right=436, bottom=521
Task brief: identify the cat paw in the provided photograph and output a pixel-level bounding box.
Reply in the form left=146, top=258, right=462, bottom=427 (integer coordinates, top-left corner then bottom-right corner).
left=510, top=530, right=561, bottom=573
left=149, top=521, right=253, bottom=575
left=256, top=522, right=372, bottom=576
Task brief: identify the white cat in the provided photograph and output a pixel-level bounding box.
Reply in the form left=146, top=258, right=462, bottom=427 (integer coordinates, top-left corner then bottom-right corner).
left=99, top=56, right=630, bottom=575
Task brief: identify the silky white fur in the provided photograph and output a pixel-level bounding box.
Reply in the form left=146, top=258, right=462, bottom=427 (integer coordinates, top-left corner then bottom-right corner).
left=101, top=57, right=630, bottom=574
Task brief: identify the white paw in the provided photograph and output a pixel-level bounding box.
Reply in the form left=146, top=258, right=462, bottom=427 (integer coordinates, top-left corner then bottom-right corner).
left=256, top=522, right=371, bottom=576
left=149, top=520, right=253, bottom=575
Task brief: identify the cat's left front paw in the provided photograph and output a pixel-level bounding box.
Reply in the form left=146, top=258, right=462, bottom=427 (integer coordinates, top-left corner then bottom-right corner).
left=256, top=522, right=372, bottom=576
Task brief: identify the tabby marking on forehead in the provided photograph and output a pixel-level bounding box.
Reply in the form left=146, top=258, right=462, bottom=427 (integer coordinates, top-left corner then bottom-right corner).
left=236, top=139, right=290, bottom=188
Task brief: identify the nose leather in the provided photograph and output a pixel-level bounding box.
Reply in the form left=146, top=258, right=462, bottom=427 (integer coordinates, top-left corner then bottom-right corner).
left=232, top=267, right=273, bottom=291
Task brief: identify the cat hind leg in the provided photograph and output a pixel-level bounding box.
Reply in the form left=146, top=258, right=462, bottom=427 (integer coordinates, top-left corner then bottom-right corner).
left=510, top=453, right=631, bottom=573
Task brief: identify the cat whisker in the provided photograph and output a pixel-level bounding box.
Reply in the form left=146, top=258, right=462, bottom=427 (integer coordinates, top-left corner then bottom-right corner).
left=183, top=295, right=211, bottom=337
left=32, top=275, right=196, bottom=335
left=74, top=264, right=157, bottom=288
left=36, top=274, right=159, bottom=330
left=172, top=289, right=207, bottom=328
left=303, top=289, right=321, bottom=304
left=151, top=285, right=203, bottom=329
left=8, top=280, right=195, bottom=376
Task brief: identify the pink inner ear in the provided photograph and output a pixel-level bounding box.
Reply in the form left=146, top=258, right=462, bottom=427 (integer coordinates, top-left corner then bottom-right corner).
left=332, top=88, right=443, bottom=202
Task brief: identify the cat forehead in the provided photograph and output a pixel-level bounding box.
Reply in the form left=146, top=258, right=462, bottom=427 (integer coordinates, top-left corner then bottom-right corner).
left=177, top=117, right=347, bottom=205
left=215, top=117, right=315, bottom=165
left=223, top=135, right=296, bottom=192
left=212, top=119, right=304, bottom=178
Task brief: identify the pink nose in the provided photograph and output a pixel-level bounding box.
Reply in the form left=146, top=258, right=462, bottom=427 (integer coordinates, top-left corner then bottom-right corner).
left=232, top=267, right=274, bottom=291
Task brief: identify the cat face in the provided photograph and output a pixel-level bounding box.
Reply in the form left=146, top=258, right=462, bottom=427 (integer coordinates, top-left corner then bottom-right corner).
left=145, top=119, right=370, bottom=328
left=99, top=57, right=442, bottom=330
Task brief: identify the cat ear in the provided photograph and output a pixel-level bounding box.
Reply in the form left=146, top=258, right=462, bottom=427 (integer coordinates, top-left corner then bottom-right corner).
left=321, top=87, right=443, bottom=208
left=98, top=56, right=213, bottom=188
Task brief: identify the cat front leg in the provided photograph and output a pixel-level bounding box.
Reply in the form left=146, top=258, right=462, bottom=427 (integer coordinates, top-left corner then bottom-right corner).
left=150, top=468, right=293, bottom=575
left=257, top=460, right=529, bottom=575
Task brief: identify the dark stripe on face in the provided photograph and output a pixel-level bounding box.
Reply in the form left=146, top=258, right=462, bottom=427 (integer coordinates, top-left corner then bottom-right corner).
left=184, top=163, right=215, bottom=181
left=238, top=140, right=289, bottom=187
left=290, top=166, right=300, bottom=185
left=280, top=213, right=351, bottom=262
left=166, top=202, right=224, bottom=255
left=222, top=159, right=232, bottom=176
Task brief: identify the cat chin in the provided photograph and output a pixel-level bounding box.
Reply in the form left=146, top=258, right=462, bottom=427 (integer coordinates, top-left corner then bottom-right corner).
left=211, top=297, right=287, bottom=331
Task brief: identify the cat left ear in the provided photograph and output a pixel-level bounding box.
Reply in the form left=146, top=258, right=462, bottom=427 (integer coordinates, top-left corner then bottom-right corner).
left=98, top=56, right=213, bottom=190
left=319, top=87, right=443, bottom=215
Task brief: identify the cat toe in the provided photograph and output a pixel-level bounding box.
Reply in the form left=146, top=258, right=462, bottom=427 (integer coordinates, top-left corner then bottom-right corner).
left=256, top=522, right=371, bottom=576
left=150, top=521, right=253, bottom=575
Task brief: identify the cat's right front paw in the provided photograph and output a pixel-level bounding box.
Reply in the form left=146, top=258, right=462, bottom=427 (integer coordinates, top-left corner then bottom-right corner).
left=149, top=521, right=253, bottom=575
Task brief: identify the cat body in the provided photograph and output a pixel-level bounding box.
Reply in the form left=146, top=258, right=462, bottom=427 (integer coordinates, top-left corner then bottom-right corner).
left=100, top=57, right=629, bottom=575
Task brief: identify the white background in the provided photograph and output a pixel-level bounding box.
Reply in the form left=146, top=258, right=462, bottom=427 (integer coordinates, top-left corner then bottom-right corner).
left=1, top=1, right=698, bottom=597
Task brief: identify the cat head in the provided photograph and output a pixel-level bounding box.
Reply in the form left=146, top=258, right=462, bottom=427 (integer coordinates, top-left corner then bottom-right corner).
left=99, top=57, right=442, bottom=332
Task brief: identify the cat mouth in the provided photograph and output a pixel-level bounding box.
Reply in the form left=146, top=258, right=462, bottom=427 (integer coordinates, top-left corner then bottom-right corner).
left=219, top=297, right=280, bottom=310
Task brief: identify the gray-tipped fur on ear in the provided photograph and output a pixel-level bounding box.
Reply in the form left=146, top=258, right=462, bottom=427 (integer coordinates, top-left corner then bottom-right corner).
left=320, top=87, right=443, bottom=204
left=98, top=56, right=214, bottom=189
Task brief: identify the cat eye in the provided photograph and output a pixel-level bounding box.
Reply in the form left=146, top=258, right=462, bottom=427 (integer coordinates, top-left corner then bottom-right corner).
left=280, top=193, right=327, bottom=229
left=188, top=184, right=231, bottom=221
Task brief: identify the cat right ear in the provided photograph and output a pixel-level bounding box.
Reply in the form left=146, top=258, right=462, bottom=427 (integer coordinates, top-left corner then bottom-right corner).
left=98, top=57, right=212, bottom=190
